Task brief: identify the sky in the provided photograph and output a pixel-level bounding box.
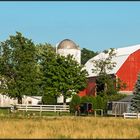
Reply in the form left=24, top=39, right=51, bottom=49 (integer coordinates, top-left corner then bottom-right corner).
left=0, top=2, right=140, bottom=52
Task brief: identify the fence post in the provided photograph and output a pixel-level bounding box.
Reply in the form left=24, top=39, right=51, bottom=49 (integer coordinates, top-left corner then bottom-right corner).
left=40, top=105, right=42, bottom=117
left=54, top=105, right=56, bottom=113
left=115, top=104, right=118, bottom=117
left=94, top=110, right=96, bottom=117
left=123, top=113, right=125, bottom=119
left=26, top=104, right=27, bottom=112
left=101, top=109, right=103, bottom=116
left=137, top=112, right=138, bottom=119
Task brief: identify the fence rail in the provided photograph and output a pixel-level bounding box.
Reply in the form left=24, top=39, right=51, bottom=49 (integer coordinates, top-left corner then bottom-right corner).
left=123, top=113, right=140, bottom=119
left=11, top=104, right=70, bottom=115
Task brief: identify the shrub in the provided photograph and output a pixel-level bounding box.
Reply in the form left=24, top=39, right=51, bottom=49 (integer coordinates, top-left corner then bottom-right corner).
left=69, top=94, right=81, bottom=113
left=69, top=93, right=126, bottom=114
left=95, top=96, right=103, bottom=109
left=107, top=93, right=127, bottom=102
left=80, top=96, right=97, bottom=110
left=90, top=96, right=97, bottom=109
left=80, top=95, right=95, bottom=104
left=42, top=94, right=57, bottom=105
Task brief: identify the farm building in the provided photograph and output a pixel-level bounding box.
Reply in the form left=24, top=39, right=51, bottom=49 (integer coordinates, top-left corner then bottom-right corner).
left=0, top=94, right=18, bottom=107
left=56, top=39, right=81, bottom=64
left=79, top=44, right=140, bottom=96
left=0, top=94, right=42, bottom=107
left=107, top=95, right=134, bottom=116
left=56, top=40, right=140, bottom=100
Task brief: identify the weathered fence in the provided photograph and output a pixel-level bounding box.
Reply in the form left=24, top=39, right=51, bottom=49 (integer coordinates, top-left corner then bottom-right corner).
left=111, top=101, right=130, bottom=116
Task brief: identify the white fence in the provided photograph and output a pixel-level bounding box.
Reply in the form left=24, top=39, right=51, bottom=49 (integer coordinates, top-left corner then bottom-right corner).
left=11, top=104, right=70, bottom=115
left=94, top=109, right=103, bottom=117
left=123, top=113, right=140, bottom=119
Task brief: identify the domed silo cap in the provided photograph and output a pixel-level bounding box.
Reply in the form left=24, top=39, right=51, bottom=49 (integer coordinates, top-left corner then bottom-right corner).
left=57, top=39, right=80, bottom=50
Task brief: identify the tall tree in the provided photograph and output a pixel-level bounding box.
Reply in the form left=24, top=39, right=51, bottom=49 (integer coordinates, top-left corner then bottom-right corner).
left=0, top=32, right=40, bottom=103
left=92, top=48, right=117, bottom=95
left=92, top=48, right=126, bottom=95
left=39, top=45, right=88, bottom=103
left=36, top=43, right=56, bottom=102
left=92, top=48, right=116, bottom=75
left=81, top=48, right=98, bottom=65
left=130, top=74, right=140, bottom=113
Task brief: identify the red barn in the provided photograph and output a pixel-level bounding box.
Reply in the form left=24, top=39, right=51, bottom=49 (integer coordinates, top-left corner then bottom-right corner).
left=79, top=45, right=140, bottom=96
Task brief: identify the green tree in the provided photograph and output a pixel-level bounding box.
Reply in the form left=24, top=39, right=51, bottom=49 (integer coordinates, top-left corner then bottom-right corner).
left=0, top=32, right=40, bottom=103
left=69, top=94, right=81, bottom=113
left=93, top=48, right=126, bottom=95
left=92, top=48, right=116, bottom=75
left=36, top=43, right=58, bottom=103
left=39, top=45, right=88, bottom=104
left=81, top=48, right=98, bottom=65
left=0, top=75, right=7, bottom=94
left=42, top=94, right=57, bottom=105
left=92, top=48, right=120, bottom=95
left=93, top=48, right=127, bottom=95
left=130, top=74, right=140, bottom=113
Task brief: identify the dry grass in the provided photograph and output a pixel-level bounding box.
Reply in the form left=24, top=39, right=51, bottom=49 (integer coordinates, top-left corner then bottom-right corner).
left=0, top=116, right=140, bottom=139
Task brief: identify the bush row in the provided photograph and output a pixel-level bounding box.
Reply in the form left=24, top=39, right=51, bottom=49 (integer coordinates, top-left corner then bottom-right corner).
left=69, top=93, right=127, bottom=113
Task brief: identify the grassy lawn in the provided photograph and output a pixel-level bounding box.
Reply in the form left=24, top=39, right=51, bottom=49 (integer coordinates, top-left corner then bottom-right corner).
left=0, top=116, right=139, bottom=139
left=0, top=108, right=72, bottom=117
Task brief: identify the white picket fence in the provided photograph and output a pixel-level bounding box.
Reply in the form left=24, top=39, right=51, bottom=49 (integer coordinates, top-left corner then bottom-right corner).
left=11, top=104, right=70, bottom=115
left=123, top=113, right=140, bottom=119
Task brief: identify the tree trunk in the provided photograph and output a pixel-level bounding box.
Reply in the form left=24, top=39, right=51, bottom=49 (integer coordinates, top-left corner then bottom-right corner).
left=54, top=96, right=57, bottom=105
left=104, top=83, right=107, bottom=94
left=63, top=97, right=66, bottom=105
left=18, top=96, right=22, bottom=104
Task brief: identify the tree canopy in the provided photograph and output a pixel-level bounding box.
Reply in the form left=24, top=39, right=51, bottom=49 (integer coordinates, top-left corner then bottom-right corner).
left=81, top=48, right=98, bottom=65
left=130, top=74, right=140, bottom=112
left=0, top=32, right=41, bottom=103
left=0, top=32, right=88, bottom=104
left=39, top=44, right=88, bottom=103
left=92, top=48, right=116, bottom=75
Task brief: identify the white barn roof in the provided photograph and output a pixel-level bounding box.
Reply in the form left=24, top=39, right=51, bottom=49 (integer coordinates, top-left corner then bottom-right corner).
left=84, top=44, right=140, bottom=77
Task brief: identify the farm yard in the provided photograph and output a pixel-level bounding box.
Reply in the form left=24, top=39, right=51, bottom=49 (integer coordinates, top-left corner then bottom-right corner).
left=0, top=116, right=139, bottom=139
left=1, top=6, right=140, bottom=139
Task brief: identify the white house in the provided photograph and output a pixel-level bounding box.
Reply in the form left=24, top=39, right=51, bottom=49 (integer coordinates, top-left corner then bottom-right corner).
left=0, top=94, right=42, bottom=107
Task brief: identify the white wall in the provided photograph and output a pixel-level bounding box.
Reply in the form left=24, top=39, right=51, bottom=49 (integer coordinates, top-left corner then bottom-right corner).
left=57, top=95, right=72, bottom=104
left=22, top=96, right=42, bottom=105
left=0, top=94, right=42, bottom=107
left=57, top=49, right=81, bottom=64
left=0, top=94, right=18, bottom=107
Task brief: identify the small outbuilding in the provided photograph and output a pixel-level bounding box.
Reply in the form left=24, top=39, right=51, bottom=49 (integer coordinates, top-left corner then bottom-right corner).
left=107, top=95, right=134, bottom=116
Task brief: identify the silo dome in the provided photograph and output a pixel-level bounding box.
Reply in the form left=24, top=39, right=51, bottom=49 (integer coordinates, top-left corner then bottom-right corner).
left=56, top=39, right=81, bottom=64
left=57, top=39, right=80, bottom=50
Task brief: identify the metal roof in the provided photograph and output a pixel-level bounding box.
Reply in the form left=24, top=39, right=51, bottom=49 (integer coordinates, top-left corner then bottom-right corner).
left=57, top=39, right=80, bottom=50
left=84, top=44, right=140, bottom=77
left=117, top=95, right=134, bottom=102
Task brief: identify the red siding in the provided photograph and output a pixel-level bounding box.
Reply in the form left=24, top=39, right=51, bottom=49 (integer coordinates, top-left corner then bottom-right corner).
left=116, top=49, right=140, bottom=91
left=78, top=77, right=96, bottom=96
left=78, top=89, right=87, bottom=97
left=79, top=49, right=140, bottom=97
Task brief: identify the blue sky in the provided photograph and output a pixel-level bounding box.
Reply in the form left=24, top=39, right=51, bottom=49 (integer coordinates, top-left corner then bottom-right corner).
left=0, top=2, right=140, bottom=52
